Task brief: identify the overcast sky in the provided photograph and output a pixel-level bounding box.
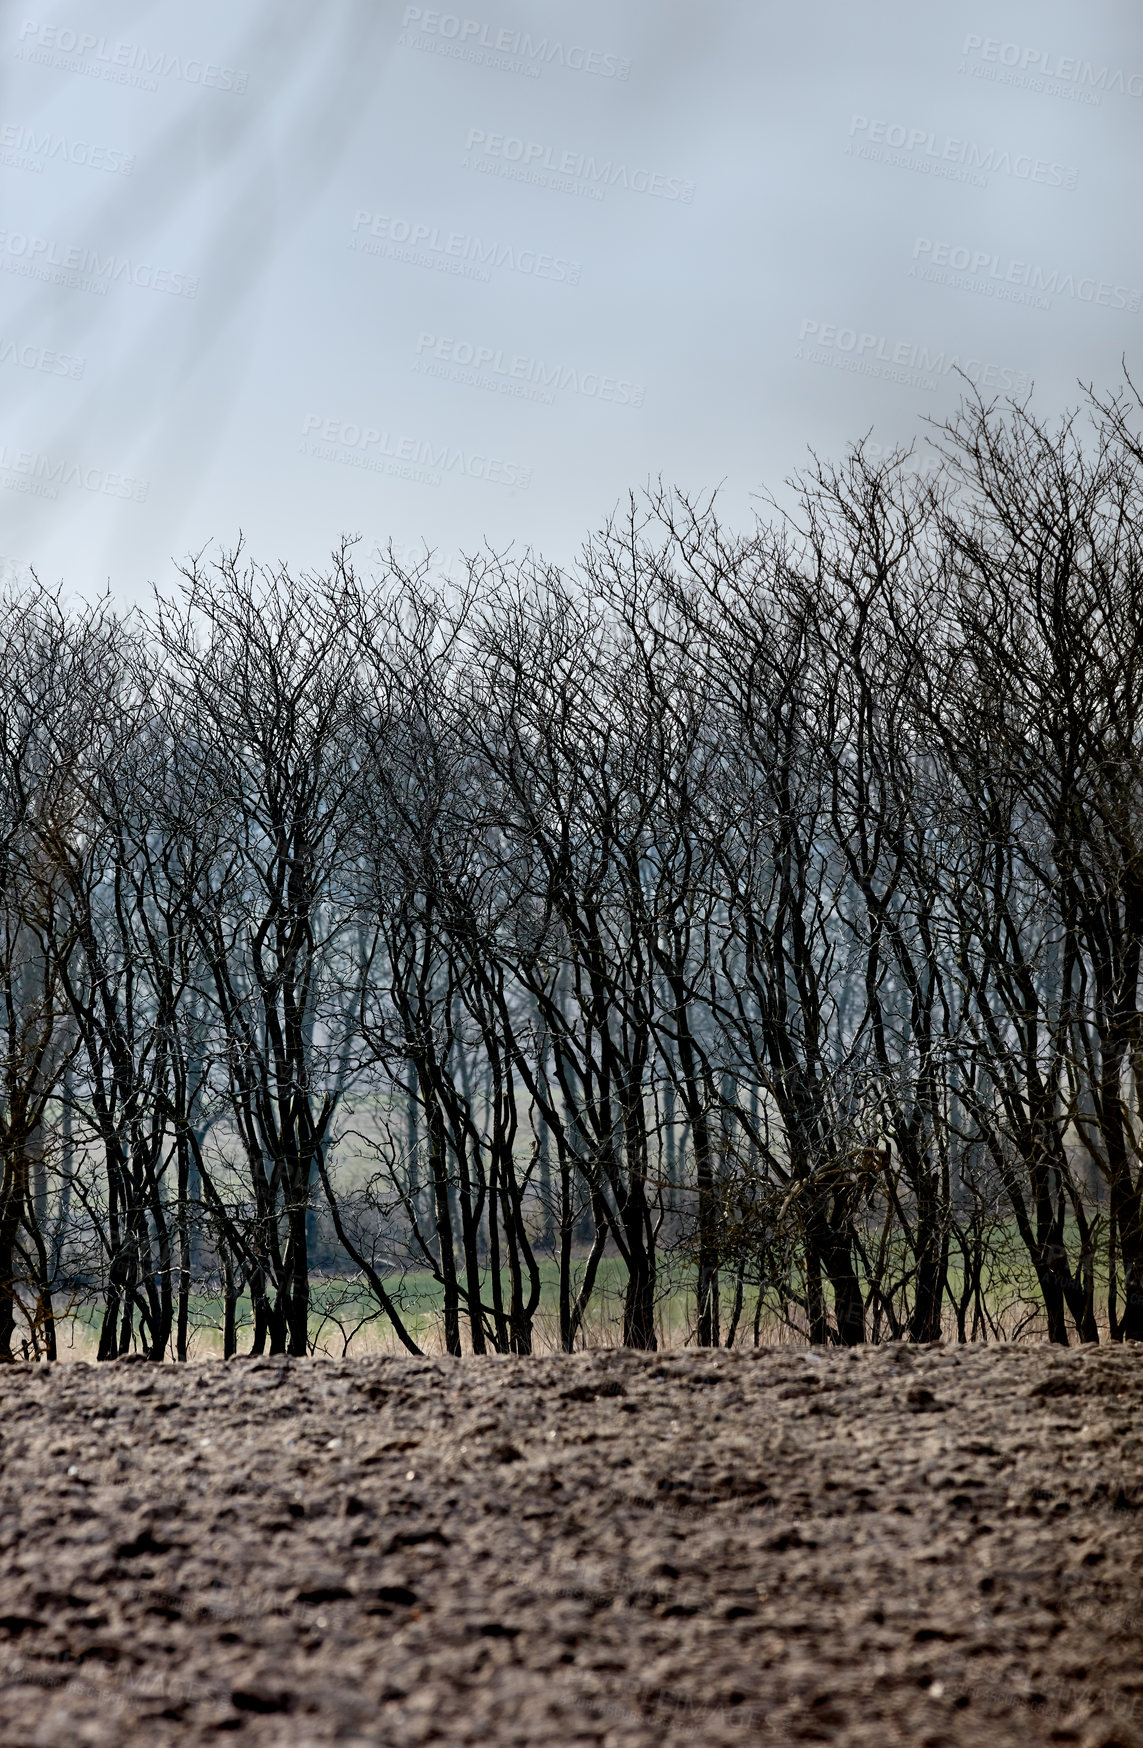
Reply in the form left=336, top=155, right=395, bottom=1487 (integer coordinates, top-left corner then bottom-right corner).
left=1, top=0, right=1141, bottom=596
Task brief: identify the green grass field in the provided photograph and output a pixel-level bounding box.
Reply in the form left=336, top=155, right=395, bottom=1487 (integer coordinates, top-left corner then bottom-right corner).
left=47, top=1226, right=1112, bottom=1361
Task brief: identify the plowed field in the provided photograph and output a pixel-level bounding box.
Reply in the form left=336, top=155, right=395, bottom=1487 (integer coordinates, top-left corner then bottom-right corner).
left=0, top=1342, right=1140, bottom=1746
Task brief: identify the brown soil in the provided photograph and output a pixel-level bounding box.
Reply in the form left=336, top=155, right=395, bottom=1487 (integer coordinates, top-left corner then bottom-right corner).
left=0, top=1342, right=1140, bottom=1747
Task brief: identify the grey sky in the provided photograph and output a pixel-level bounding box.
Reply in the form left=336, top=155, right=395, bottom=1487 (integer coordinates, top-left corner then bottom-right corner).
left=2, top=0, right=1141, bottom=595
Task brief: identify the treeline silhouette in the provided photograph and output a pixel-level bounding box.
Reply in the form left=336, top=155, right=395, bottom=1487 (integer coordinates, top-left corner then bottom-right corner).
left=2, top=385, right=1143, bottom=1361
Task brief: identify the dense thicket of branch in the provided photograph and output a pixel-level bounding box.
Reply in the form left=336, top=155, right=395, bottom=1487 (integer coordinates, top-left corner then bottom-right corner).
left=2, top=387, right=1142, bottom=1360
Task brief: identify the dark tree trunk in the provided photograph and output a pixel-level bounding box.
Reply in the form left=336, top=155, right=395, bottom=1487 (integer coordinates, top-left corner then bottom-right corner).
left=0, top=1149, right=29, bottom=1362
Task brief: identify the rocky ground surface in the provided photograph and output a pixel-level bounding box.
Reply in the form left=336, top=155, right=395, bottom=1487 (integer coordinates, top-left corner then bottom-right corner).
left=0, top=1343, right=1140, bottom=1747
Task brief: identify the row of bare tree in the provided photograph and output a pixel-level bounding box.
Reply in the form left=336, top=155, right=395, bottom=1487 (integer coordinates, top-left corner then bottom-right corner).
left=2, top=386, right=1142, bottom=1360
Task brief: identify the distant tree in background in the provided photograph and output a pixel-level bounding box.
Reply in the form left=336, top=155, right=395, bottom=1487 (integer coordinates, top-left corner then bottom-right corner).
left=2, top=384, right=1143, bottom=1358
